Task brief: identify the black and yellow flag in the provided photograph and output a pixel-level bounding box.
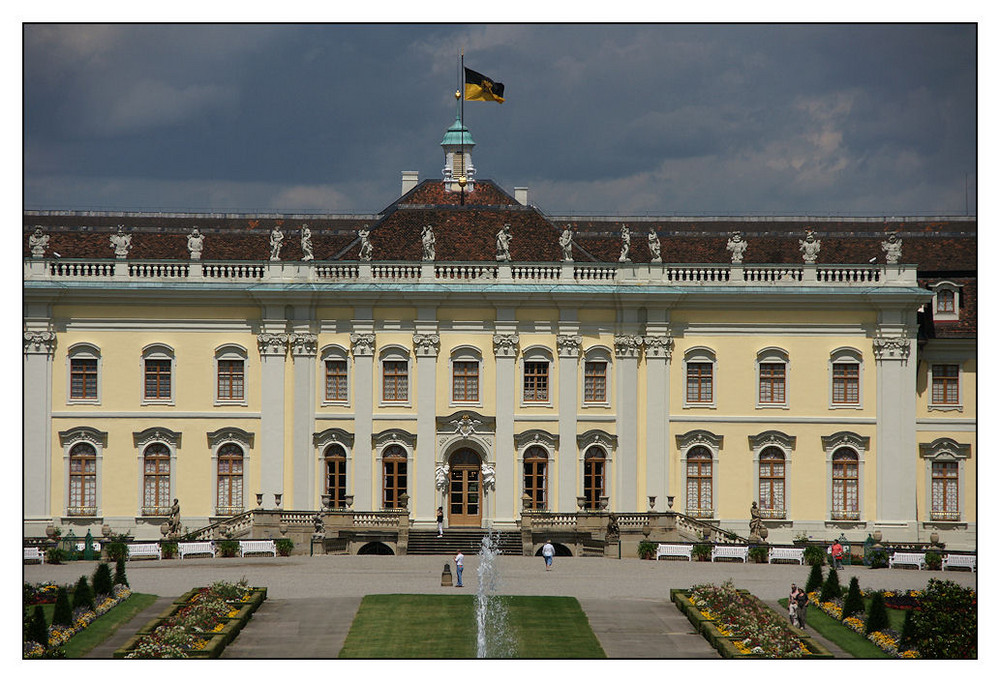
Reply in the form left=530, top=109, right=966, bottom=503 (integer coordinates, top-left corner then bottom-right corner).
left=464, top=67, right=505, bottom=103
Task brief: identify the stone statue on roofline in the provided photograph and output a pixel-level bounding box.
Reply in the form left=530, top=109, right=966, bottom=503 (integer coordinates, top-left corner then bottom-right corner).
left=799, top=230, right=821, bottom=264
left=881, top=232, right=902, bottom=265
left=358, top=225, right=373, bottom=261
left=187, top=228, right=204, bottom=260
left=559, top=226, right=573, bottom=262
left=496, top=223, right=512, bottom=261
left=726, top=231, right=747, bottom=264
left=300, top=224, right=314, bottom=261
left=618, top=223, right=631, bottom=262
left=270, top=225, right=284, bottom=261
left=29, top=227, right=49, bottom=258
left=110, top=225, right=132, bottom=259
left=422, top=224, right=436, bottom=261
left=647, top=226, right=662, bottom=263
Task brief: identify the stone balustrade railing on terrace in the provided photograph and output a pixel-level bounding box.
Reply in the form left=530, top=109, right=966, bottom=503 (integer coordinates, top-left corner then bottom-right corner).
left=24, top=258, right=917, bottom=287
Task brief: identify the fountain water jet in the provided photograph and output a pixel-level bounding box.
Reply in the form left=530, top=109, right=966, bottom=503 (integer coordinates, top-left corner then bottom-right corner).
left=475, top=528, right=514, bottom=658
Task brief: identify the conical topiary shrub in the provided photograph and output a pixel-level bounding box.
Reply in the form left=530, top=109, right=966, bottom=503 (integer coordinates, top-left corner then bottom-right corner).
left=52, top=586, right=73, bottom=628
left=29, top=605, right=49, bottom=646
left=805, top=562, right=824, bottom=594
left=820, top=566, right=842, bottom=603
left=114, top=556, right=129, bottom=587
left=865, top=590, right=890, bottom=634
left=841, top=576, right=864, bottom=620
left=72, top=575, right=95, bottom=612
left=898, top=608, right=916, bottom=652
left=92, top=562, right=113, bottom=598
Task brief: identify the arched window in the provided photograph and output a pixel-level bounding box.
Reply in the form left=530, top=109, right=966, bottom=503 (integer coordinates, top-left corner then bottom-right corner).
left=68, top=442, right=97, bottom=515
left=523, top=446, right=548, bottom=510
left=758, top=447, right=785, bottom=517
left=686, top=446, right=713, bottom=517
left=142, top=443, right=171, bottom=516
left=324, top=444, right=348, bottom=508
left=216, top=444, right=244, bottom=515
left=931, top=460, right=959, bottom=521
left=831, top=448, right=859, bottom=520
left=583, top=446, right=606, bottom=510
left=382, top=445, right=407, bottom=509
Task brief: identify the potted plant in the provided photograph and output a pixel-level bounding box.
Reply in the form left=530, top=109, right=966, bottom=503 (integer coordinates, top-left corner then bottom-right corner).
left=637, top=540, right=657, bottom=560
left=693, top=543, right=712, bottom=561
left=924, top=550, right=942, bottom=570
left=276, top=538, right=294, bottom=557
left=792, top=531, right=810, bottom=546
left=161, top=541, right=178, bottom=559
left=803, top=545, right=826, bottom=566
left=218, top=539, right=239, bottom=558
left=748, top=546, right=769, bottom=563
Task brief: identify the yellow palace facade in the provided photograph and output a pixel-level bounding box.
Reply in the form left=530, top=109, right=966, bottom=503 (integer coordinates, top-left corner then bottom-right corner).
left=22, top=126, right=976, bottom=551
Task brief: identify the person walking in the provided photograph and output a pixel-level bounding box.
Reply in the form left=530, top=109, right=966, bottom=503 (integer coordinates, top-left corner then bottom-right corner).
left=788, top=584, right=799, bottom=626
left=436, top=507, right=444, bottom=538
left=541, top=540, right=555, bottom=571
left=795, top=587, right=809, bottom=628
left=454, top=550, right=464, bottom=587
left=830, top=539, right=844, bottom=570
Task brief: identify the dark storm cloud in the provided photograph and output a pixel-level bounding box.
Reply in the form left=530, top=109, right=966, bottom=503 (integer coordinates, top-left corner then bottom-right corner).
left=24, top=24, right=976, bottom=215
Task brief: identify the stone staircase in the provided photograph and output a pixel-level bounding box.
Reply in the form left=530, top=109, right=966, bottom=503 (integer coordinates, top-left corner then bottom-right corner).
left=405, top=529, right=523, bottom=555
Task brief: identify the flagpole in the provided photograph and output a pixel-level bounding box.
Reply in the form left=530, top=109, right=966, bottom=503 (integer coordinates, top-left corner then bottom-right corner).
left=460, top=50, right=465, bottom=206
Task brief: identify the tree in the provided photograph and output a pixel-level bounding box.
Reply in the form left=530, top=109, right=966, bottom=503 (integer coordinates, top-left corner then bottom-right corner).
left=841, top=576, right=865, bottom=620
left=805, top=563, right=823, bottom=594
left=909, top=578, right=976, bottom=658
left=92, top=562, right=113, bottom=597
left=865, top=591, right=889, bottom=634
left=28, top=605, right=49, bottom=647
left=72, top=575, right=95, bottom=612
left=819, top=566, right=842, bottom=603
left=114, top=556, right=129, bottom=587
left=52, top=587, right=73, bottom=627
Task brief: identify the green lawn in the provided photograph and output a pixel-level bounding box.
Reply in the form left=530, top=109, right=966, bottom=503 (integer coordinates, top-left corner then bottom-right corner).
left=780, top=598, right=889, bottom=659
left=36, top=593, right=158, bottom=658
left=339, top=594, right=605, bottom=658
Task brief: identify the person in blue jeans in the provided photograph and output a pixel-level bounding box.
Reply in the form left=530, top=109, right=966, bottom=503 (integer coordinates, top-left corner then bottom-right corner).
left=542, top=540, right=555, bottom=571
left=454, top=550, right=464, bottom=587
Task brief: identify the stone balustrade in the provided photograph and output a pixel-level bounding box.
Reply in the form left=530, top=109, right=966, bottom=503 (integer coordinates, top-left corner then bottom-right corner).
left=25, top=258, right=918, bottom=288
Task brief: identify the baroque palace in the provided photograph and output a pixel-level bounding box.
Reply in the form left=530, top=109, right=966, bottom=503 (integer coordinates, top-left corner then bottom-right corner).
left=23, top=117, right=976, bottom=555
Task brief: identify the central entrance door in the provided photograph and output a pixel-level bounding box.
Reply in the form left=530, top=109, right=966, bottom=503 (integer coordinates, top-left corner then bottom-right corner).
left=448, top=448, right=482, bottom=527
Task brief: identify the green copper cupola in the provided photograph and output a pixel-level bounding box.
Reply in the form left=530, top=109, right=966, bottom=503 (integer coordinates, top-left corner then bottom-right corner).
left=441, top=98, right=476, bottom=193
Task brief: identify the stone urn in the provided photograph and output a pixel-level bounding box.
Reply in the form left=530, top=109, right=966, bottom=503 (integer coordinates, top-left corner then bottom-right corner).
left=599, top=495, right=609, bottom=510
left=45, top=524, right=58, bottom=540
left=929, top=532, right=940, bottom=546
left=576, top=496, right=588, bottom=511
left=399, top=493, right=409, bottom=510
left=666, top=495, right=675, bottom=510
left=321, top=494, right=331, bottom=510
left=344, top=495, right=354, bottom=509
left=256, top=493, right=264, bottom=508
left=758, top=526, right=769, bottom=541
left=872, top=530, right=882, bottom=544
left=274, top=493, right=283, bottom=508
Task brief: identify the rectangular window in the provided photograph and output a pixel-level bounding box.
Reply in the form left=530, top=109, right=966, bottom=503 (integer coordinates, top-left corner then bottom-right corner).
left=937, top=290, right=955, bottom=313
left=217, top=360, right=245, bottom=401
left=931, top=364, right=960, bottom=405
left=686, top=362, right=713, bottom=403
left=931, top=461, right=959, bottom=521
left=832, top=363, right=860, bottom=404
left=144, top=359, right=172, bottom=400
left=523, top=362, right=549, bottom=402
left=758, top=363, right=785, bottom=404
left=70, top=358, right=98, bottom=400
left=452, top=361, right=479, bottom=402
left=832, top=458, right=859, bottom=520
left=383, top=361, right=409, bottom=402
left=325, top=360, right=348, bottom=402
left=584, top=361, right=607, bottom=403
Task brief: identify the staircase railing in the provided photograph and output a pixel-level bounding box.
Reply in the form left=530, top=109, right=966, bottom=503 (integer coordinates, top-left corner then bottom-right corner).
left=182, top=510, right=255, bottom=541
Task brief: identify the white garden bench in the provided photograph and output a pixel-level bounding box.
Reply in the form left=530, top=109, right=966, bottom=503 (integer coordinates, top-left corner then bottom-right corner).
left=238, top=539, right=277, bottom=557
left=711, top=545, right=749, bottom=563
left=943, top=553, right=976, bottom=572
left=178, top=541, right=215, bottom=559
left=656, top=544, right=693, bottom=561
left=888, top=551, right=925, bottom=570
left=24, top=547, right=45, bottom=564
left=126, top=543, right=162, bottom=560
left=768, top=547, right=805, bottom=565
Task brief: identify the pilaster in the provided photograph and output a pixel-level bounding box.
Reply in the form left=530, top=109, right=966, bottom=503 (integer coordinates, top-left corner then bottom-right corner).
left=614, top=332, right=643, bottom=511
left=257, top=333, right=288, bottom=509
left=290, top=332, right=317, bottom=509
left=493, top=330, right=519, bottom=517
left=413, top=328, right=440, bottom=520
left=643, top=330, right=673, bottom=510
left=873, top=326, right=918, bottom=527
left=350, top=329, right=376, bottom=510
left=24, top=331, right=56, bottom=527
left=557, top=331, right=582, bottom=513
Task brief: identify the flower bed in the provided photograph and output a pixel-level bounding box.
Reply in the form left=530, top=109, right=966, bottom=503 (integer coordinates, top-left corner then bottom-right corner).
left=672, top=582, right=832, bottom=659
left=808, top=589, right=919, bottom=658
left=115, top=580, right=266, bottom=658
left=23, top=583, right=132, bottom=658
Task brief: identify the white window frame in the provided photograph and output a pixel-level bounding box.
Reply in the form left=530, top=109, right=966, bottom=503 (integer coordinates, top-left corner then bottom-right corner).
left=520, top=346, right=554, bottom=408
left=449, top=346, right=483, bottom=408
left=822, top=432, right=869, bottom=524
left=749, top=431, right=795, bottom=520
left=919, top=438, right=970, bottom=523
left=320, top=345, right=351, bottom=407
left=378, top=441, right=412, bottom=510
left=208, top=428, right=254, bottom=517
left=683, top=347, right=717, bottom=409
left=829, top=347, right=864, bottom=410
left=927, top=361, right=963, bottom=412
left=520, top=443, right=551, bottom=511
left=66, top=343, right=101, bottom=405
left=930, top=281, right=962, bottom=322
left=314, top=428, right=354, bottom=508
left=581, top=346, right=612, bottom=408
left=755, top=347, right=789, bottom=409
left=214, top=344, right=248, bottom=406
left=132, top=427, right=180, bottom=518
left=140, top=343, right=175, bottom=405
left=677, top=430, right=723, bottom=520
left=379, top=345, right=412, bottom=407
left=59, top=426, right=107, bottom=519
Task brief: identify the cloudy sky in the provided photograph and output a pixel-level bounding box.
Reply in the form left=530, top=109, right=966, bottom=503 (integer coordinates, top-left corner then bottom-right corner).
left=23, top=22, right=977, bottom=217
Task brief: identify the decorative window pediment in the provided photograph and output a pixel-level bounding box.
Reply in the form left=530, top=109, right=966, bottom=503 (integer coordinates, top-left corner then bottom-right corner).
left=577, top=429, right=617, bottom=453
left=821, top=431, right=869, bottom=453
left=133, top=427, right=182, bottom=449
left=313, top=428, right=355, bottom=449
left=207, top=427, right=254, bottom=450
left=436, top=410, right=496, bottom=436
left=372, top=429, right=417, bottom=450
left=514, top=429, right=559, bottom=451
left=919, top=438, right=971, bottom=460
left=59, top=426, right=108, bottom=448
left=675, top=429, right=723, bottom=452
left=748, top=430, right=796, bottom=451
